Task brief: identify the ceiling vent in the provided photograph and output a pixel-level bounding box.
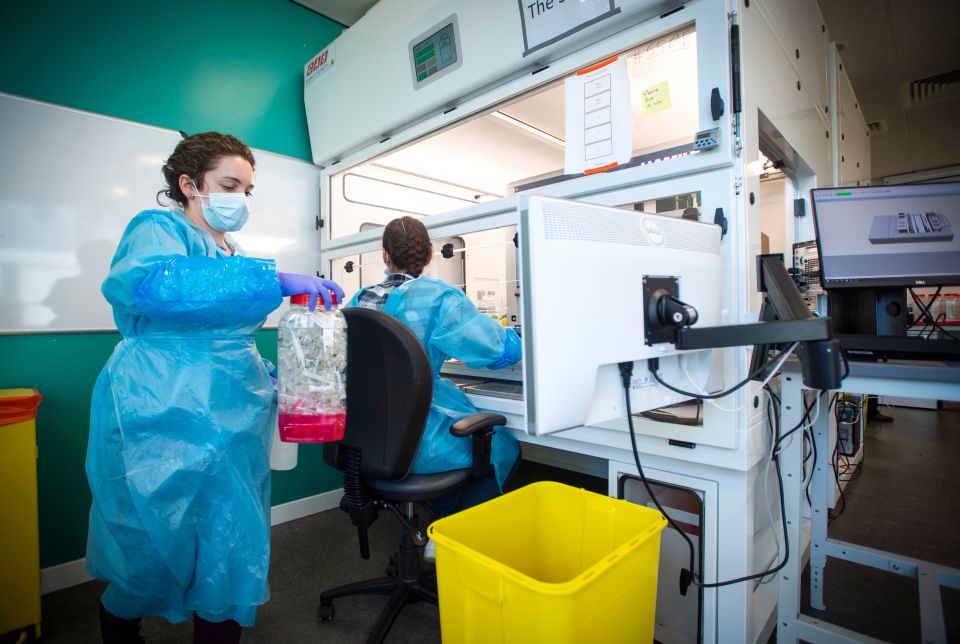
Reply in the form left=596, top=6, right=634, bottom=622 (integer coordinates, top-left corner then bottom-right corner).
left=901, top=69, right=960, bottom=109
left=866, top=119, right=889, bottom=133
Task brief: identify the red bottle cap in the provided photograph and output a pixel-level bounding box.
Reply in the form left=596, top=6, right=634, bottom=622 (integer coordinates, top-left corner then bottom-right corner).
left=290, top=292, right=338, bottom=306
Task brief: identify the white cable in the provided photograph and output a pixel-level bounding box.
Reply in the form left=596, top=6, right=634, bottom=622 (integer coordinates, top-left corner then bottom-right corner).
left=796, top=394, right=823, bottom=494
left=837, top=398, right=861, bottom=427
left=809, top=392, right=823, bottom=428
left=757, top=343, right=799, bottom=390
left=680, top=359, right=743, bottom=412
left=680, top=343, right=798, bottom=413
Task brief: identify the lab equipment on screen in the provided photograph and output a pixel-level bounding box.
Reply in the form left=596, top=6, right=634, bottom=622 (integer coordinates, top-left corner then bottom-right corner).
left=811, top=182, right=960, bottom=289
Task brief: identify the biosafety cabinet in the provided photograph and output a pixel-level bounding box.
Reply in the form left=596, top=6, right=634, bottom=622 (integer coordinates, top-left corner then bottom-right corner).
left=303, top=1, right=868, bottom=642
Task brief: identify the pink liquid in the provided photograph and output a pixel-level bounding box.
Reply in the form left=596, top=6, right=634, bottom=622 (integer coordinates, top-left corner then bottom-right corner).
left=278, top=412, right=346, bottom=443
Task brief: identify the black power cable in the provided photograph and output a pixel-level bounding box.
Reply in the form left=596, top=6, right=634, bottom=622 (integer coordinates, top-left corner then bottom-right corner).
left=828, top=442, right=848, bottom=524
left=803, top=432, right=812, bottom=508
left=909, top=288, right=960, bottom=341
left=908, top=287, right=941, bottom=327
left=805, top=414, right=818, bottom=509
left=828, top=395, right=854, bottom=524
left=647, top=346, right=793, bottom=401
left=619, top=361, right=697, bottom=595
left=619, top=362, right=818, bottom=593
left=931, top=313, right=959, bottom=340
left=774, top=392, right=821, bottom=456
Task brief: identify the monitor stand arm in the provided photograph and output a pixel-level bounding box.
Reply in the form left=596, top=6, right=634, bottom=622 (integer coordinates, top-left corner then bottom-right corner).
left=651, top=255, right=844, bottom=390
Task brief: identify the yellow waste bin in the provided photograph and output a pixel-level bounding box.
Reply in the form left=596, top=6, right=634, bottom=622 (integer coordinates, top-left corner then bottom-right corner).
left=428, top=481, right=667, bottom=644
left=0, top=388, right=43, bottom=640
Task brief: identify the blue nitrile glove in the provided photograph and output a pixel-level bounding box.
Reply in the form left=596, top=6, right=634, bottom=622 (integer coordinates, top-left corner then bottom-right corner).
left=277, top=272, right=345, bottom=311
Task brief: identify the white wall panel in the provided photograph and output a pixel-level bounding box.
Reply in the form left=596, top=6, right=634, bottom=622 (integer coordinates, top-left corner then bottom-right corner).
left=0, top=93, right=322, bottom=332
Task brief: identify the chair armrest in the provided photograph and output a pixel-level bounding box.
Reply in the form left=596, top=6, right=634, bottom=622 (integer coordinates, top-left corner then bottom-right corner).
left=450, top=413, right=506, bottom=481
left=450, top=413, right=507, bottom=437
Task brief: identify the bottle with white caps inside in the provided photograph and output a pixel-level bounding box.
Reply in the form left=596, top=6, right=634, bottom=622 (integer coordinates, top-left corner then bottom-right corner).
left=277, top=292, right=347, bottom=442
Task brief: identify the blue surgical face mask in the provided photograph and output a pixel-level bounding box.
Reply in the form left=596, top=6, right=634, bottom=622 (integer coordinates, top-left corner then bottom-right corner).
left=191, top=180, right=250, bottom=232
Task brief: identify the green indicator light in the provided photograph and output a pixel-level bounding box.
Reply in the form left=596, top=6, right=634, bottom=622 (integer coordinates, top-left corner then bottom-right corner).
left=415, top=45, right=435, bottom=63
left=836, top=191, right=852, bottom=196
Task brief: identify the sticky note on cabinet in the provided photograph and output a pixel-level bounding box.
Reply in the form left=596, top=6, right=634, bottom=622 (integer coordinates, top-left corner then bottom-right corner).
left=641, top=81, right=671, bottom=116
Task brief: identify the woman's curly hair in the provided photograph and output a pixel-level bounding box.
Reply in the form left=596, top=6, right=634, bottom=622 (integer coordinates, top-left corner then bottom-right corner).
left=158, top=132, right=256, bottom=207
left=383, top=216, right=433, bottom=277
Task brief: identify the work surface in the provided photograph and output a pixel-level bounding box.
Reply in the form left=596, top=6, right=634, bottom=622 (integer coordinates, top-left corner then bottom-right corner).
left=782, top=355, right=960, bottom=384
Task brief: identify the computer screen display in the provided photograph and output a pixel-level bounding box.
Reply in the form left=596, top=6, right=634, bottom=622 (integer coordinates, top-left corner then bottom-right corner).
left=811, top=182, right=960, bottom=288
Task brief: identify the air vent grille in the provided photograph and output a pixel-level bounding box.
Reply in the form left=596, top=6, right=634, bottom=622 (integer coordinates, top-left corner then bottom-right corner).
left=540, top=200, right=720, bottom=254
left=902, top=69, right=960, bottom=108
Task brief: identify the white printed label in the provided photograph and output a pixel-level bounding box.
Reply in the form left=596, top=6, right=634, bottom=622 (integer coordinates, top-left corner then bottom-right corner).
left=563, top=56, right=632, bottom=174
left=520, top=0, right=615, bottom=52
left=304, top=43, right=336, bottom=85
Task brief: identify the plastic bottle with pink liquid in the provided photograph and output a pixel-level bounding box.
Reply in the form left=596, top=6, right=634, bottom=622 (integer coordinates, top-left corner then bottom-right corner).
left=277, top=292, right=347, bottom=442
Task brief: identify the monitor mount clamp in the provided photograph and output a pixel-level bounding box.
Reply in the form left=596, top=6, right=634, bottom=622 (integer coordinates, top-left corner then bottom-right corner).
left=645, top=254, right=844, bottom=390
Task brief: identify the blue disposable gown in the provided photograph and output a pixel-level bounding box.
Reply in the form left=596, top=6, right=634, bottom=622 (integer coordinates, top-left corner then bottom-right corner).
left=348, top=276, right=522, bottom=488
left=86, top=209, right=282, bottom=626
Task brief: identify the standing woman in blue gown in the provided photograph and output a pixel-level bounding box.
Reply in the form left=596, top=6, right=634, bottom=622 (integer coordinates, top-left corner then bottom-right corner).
left=85, top=132, right=343, bottom=643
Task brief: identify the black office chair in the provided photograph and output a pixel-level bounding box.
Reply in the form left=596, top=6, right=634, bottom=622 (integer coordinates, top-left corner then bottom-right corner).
left=318, top=307, right=506, bottom=643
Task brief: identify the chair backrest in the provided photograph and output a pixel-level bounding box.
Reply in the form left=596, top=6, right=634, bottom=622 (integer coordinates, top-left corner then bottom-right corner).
left=324, top=307, right=434, bottom=480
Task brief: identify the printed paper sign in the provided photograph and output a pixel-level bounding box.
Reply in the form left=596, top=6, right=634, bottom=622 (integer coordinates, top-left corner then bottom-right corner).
left=641, top=80, right=672, bottom=116
left=519, top=0, right=617, bottom=54
left=564, top=56, right=632, bottom=175
left=304, top=43, right=336, bottom=85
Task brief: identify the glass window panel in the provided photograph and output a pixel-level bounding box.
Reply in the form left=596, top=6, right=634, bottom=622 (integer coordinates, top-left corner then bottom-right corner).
left=329, top=24, right=699, bottom=239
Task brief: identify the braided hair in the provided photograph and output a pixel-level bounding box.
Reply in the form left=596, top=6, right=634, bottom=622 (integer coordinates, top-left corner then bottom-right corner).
left=383, top=216, right=433, bottom=277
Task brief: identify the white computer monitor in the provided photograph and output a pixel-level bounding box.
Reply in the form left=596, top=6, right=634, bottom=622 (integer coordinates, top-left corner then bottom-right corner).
left=519, top=196, right=724, bottom=436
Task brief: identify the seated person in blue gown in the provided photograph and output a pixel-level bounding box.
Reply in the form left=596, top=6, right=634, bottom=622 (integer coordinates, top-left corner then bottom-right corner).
left=349, top=216, right=522, bottom=512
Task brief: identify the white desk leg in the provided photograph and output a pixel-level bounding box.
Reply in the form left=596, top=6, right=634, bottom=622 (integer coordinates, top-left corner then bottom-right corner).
left=777, top=375, right=805, bottom=643
left=809, top=395, right=831, bottom=610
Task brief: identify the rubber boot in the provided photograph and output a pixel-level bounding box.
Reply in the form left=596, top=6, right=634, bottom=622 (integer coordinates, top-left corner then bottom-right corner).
left=98, top=603, right=145, bottom=644
left=194, top=615, right=242, bottom=644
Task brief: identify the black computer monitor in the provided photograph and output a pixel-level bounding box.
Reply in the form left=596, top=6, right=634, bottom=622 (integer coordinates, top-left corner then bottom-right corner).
left=810, top=182, right=960, bottom=358
left=811, top=182, right=960, bottom=289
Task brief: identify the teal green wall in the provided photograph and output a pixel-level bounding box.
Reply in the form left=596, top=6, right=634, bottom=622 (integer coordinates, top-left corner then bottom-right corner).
left=1, top=332, right=342, bottom=568
left=0, top=0, right=343, bottom=568
left=0, top=0, right=341, bottom=161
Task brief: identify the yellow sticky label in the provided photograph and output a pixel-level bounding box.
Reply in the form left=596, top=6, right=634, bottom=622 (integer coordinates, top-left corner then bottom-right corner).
left=641, top=81, right=672, bottom=116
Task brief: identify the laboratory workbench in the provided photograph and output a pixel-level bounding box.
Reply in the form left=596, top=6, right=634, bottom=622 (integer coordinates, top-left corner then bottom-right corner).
left=777, top=357, right=960, bottom=644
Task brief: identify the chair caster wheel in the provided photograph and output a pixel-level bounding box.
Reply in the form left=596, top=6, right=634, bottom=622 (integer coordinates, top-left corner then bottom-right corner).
left=318, top=602, right=334, bottom=622
left=386, top=552, right=398, bottom=576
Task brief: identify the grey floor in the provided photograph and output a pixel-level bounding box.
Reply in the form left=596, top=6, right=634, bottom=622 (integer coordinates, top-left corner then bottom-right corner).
left=797, top=404, right=960, bottom=643
left=26, top=405, right=960, bottom=643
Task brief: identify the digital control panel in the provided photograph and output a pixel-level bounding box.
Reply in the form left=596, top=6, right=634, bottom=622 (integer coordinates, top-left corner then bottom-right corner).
left=409, top=15, right=462, bottom=88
